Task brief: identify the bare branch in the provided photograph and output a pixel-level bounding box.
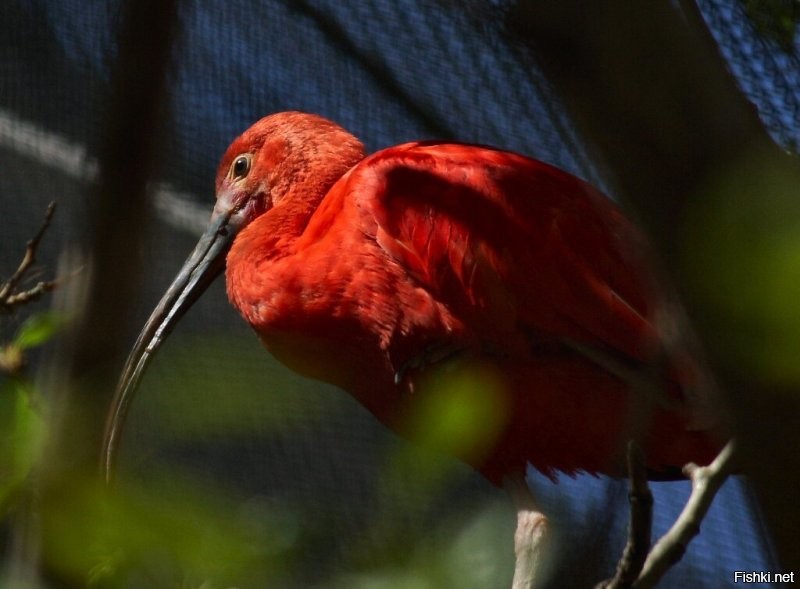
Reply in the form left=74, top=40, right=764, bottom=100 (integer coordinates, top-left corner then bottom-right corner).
left=633, top=441, right=737, bottom=588
left=596, top=442, right=653, bottom=589
left=3, top=280, right=59, bottom=309
left=0, top=202, right=56, bottom=312
left=0, top=202, right=55, bottom=297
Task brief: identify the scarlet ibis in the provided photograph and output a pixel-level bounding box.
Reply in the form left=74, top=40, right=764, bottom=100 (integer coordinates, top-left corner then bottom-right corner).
left=103, top=112, right=722, bottom=571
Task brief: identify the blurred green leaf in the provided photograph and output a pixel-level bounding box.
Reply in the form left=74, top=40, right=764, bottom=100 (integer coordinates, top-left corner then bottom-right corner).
left=365, top=362, right=510, bottom=546
left=682, top=150, right=800, bottom=385
left=0, top=378, right=45, bottom=511
left=403, top=363, right=509, bottom=465
left=136, top=334, right=344, bottom=439
left=13, top=311, right=66, bottom=350
left=101, top=337, right=515, bottom=588
left=444, top=502, right=516, bottom=586
left=334, top=500, right=514, bottom=589
left=338, top=569, right=437, bottom=589
left=41, top=475, right=297, bottom=587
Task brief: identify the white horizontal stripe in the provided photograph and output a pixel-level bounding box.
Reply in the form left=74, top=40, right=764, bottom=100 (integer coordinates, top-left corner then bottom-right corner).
left=0, top=108, right=209, bottom=234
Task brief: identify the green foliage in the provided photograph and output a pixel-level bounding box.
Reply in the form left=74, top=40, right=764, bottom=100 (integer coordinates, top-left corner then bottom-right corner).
left=682, top=149, right=800, bottom=385
left=40, top=475, right=296, bottom=587
left=111, top=335, right=517, bottom=587
left=1, top=325, right=517, bottom=587
left=334, top=502, right=514, bottom=589
left=405, top=365, right=509, bottom=463
left=0, top=378, right=45, bottom=512
left=13, top=311, right=66, bottom=350
left=134, top=335, right=345, bottom=440
left=0, top=310, right=63, bottom=514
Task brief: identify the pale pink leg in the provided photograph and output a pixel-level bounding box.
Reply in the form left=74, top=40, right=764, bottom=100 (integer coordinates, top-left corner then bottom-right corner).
left=505, top=475, right=551, bottom=589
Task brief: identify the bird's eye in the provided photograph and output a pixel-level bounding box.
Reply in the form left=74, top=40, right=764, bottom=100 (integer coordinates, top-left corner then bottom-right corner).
left=231, top=155, right=251, bottom=180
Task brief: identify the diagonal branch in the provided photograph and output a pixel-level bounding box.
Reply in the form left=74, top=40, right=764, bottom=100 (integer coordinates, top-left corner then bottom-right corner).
left=633, top=441, right=737, bottom=588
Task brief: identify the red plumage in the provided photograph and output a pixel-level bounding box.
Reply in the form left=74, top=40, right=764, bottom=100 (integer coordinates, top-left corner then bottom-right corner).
left=104, top=111, right=722, bottom=486
left=216, top=112, right=721, bottom=484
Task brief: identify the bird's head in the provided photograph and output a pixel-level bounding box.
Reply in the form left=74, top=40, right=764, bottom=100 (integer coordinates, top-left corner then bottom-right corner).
left=212, top=111, right=364, bottom=234
left=102, top=112, right=363, bottom=481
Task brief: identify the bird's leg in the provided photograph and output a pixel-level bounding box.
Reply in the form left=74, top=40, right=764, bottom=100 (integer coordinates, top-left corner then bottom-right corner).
left=505, top=475, right=551, bottom=589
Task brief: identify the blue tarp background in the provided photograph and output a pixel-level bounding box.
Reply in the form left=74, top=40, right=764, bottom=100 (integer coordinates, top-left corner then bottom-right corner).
left=2, top=1, right=797, bottom=586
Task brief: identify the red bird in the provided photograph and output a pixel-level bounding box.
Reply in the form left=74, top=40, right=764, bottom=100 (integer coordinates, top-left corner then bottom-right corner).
left=104, top=111, right=721, bottom=487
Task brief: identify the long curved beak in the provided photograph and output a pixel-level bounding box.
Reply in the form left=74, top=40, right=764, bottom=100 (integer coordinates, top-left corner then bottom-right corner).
left=102, top=208, right=238, bottom=483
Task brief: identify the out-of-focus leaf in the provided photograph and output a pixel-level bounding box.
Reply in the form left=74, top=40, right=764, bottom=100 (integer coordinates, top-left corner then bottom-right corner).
left=333, top=500, right=514, bottom=589
left=365, top=362, right=510, bottom=549
left=41, top=475, right=297, bottom=587
left=682, top=150, right=800, bottom=385
left=135, top=334, right=344, bottom=439
left=403, top=363, right=509, bottom=465
left=13, top=311, right=66, bottom=350
left=0, top=379, right=45, bottom=511
left=443, top=502, right=516, bottom=589
left=337, top=570, right=437, bottom=589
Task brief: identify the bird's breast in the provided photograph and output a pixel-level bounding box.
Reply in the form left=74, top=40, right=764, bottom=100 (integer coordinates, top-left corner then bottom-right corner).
left=225, top=239, right=467, bottom=420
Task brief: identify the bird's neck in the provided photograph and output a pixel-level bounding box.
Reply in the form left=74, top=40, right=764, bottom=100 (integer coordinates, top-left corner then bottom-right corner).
left=233, top=144, right=365, bottom=258
left=240, top=194, right=319, bottom=255
left=225, top=142, right=365, bottom=325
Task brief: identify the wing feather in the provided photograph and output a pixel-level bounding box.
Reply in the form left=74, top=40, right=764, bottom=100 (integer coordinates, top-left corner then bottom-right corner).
left=338, top=141, right=663, bottom=365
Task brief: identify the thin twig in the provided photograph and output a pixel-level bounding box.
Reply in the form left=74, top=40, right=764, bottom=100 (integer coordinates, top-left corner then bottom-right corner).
left=3, top=280, right=59, bottom=309
left=0, top=202, right=56, bottom=312
left=596, top=441, right=653, bottom=589
left=633, top=441, right=737, bottom=588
